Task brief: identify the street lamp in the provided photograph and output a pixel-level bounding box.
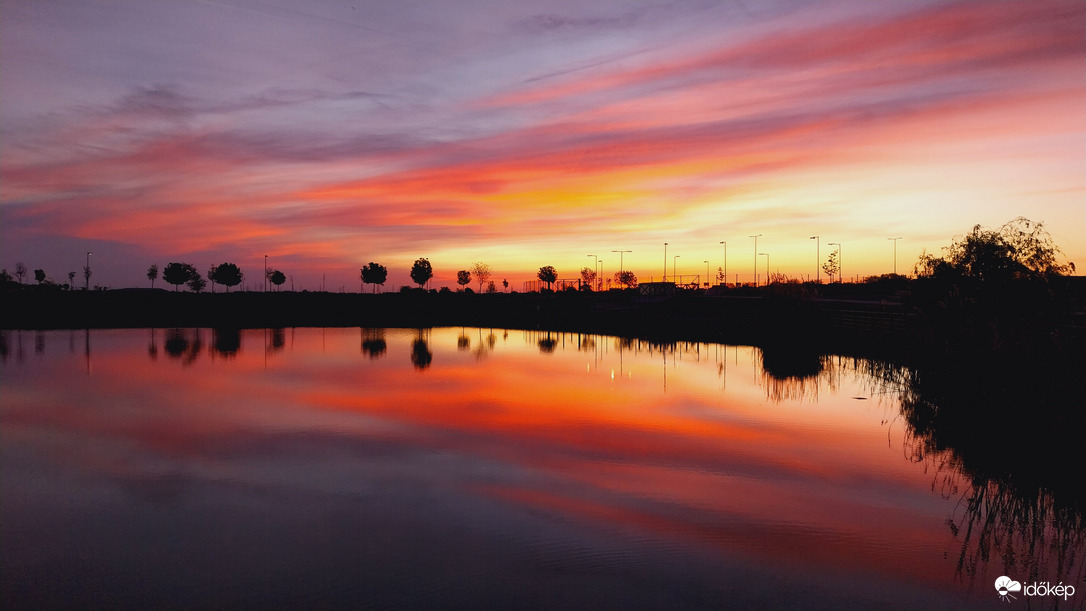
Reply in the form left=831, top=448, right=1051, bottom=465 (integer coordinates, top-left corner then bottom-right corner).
left=719, top=241, right=726, bottom=286
left=663, top=243, right=668, bottom=282
left=810, top=236, right=819, bottom=284
left=673, top=255, right=680, bottom=282
left=587, top=253, right=598, bottom=289
left=85, top=251, right=92, bottom=290
left=749, top=234, right=762, bottom=286
left=828, top=243, right=841, bottom=283
left=704, top=260, right=709, bottom=288
left=264, top=254, right=268, bottom=292
left=599, top=259, right=604, bottom=290
left=759, top=252, right=769, bottom=285
left=611, top=250, right=632, bottom=273
left=888, top=237, right=902, bottom=275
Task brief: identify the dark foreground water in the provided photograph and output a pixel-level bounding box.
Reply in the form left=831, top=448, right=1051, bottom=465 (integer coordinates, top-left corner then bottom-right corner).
left=1, top=328, right=1081, bottom=609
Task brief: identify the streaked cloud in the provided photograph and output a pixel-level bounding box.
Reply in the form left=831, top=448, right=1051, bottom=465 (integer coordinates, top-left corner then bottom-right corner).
left=1, top=0, right=1082, bottom=288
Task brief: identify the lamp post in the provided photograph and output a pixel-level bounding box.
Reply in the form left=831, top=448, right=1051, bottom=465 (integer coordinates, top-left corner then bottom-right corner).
left=888, top=237, right=902, bottom=275
left=599, top=259, right=604, bottom=291
left=704, top=260, right=709, bottom=288
left=759, top=253, right=769, bottom=285
left=673, top=255, right=680, bottom=282
left=719, top=241, right=726, bottom=286
left=810, top=236, right=819, bottom=284
left=85, top=251, right=92, bottom=290
left=264, top=255, right=268, bottom=292
left=828, top=243, right=841, bottom=283
left=749, top=234, right=762, bottom=286
left=663, top=243, right=668, bottom=282
left=612, top=250, right=632, bottom=274
left=587, top=254, right=598, bottom=289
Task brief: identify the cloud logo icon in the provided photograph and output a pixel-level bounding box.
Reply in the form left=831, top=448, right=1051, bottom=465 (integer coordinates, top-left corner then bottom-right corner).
left=995, top=576, right=1022, bottom=602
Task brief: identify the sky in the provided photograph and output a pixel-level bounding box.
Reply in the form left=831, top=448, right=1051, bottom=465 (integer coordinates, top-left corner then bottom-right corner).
left=1, top=0, right=1083, bottom=291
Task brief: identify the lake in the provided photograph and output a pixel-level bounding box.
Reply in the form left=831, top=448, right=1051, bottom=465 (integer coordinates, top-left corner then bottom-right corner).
left=1, top=328, right=1081, bottom=609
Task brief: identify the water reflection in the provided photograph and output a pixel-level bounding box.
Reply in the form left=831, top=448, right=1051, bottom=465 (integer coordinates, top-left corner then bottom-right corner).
left=1, top=328, right=1082, bottom=609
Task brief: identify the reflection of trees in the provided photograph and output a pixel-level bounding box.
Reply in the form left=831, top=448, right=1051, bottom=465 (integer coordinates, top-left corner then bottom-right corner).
left=212, top=328, right=241, bottom=358
left=457, top=329, right=470, bottom=351
left=270, top=328, right=286, bottom=352
left=164, top=328, right=202, bottom=364
left=411, top=330, right=432, bottom=370
left=866, top=355, right=1086, bottom=592
left=538, top=332, right=557, bottom=353
left=360, top=328, right=386, bottom=359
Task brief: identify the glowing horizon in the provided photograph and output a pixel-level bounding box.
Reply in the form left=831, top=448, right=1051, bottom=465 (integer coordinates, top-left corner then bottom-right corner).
left=1, top=0, right=1083, bottom=290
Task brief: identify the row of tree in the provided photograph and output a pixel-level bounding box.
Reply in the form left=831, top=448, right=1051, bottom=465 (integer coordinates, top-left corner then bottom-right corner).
left=145, top=262, right=270, bottom=292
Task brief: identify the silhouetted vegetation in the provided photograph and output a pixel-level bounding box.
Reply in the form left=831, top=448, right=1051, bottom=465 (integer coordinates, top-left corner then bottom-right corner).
left=163, top=262, right=198, bottom=291
left=268, top=270, right=286, bottom=291
left=614, top=270, right=637, bottom=288
left=456, top=270, right=471, bottom=289
left=471, top=262, right=492, bottom=292
left=147, top=264, right=158, bottom=289
left=211, top=263, right=243, bottom=292
left=410, top=258, right=433, bottom=288
left=360, top=262, right=387, bottom=293
left=537, top=265, right=557, bottom=290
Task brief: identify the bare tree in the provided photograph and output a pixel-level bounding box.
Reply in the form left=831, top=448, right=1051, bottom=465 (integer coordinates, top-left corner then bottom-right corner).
left=147, top=264, right=158, bottom=289
left=14, top=262, right=27, bottom=285
left=470, top=262, right=492, bottom=292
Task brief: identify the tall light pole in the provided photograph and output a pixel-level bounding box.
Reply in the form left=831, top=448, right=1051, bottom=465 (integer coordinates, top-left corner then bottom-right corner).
left=264, top=255, right=268, bottom=292
left=719, top=241, right=726, bottom=286
left=704, top=260, right=709, bottom=288
left=85, top=251, right=92, bottom=290
left=599, top=259, right=604, bottom=290
left=828, top=242, right=840, bottom=283
left=810, top=236, right=819, bottom=284
left=587, top=254, right=598, bottom=289
left=759, top=253, right=769, bottom=285
left=749, top=234, right=762, bottom=286
left=673, top=255, right=680, bottom=282
left=663, top=243, right=668, bottom=282
left=612, top=250, right=631, bottom=273
left=888, top=237, right=902, bottom=275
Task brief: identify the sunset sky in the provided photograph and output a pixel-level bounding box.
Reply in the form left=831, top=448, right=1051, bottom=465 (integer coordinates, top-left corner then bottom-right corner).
left=2, top=0, right=1083, bottom=290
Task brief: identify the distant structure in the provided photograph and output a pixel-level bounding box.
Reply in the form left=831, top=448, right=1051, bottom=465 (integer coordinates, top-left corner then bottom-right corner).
left=639, top=282, right=676, bottom=297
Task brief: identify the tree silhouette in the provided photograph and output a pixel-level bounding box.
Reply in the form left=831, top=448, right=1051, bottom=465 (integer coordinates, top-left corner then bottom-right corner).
left=147, top=264, right=158, bottom=289
left=502, top=279, right=509, bottom=292
left=269, top=270, right=286, bottom=291
left=456, top=270, right=471, bottom=289
left=67, top=271, right=76, bottom=289
left=580, top=266, right=596, bottom=291
left=822, top=251, right=840, bottom=282
left=537, top=265, right=557, bottom=290
left=83, top=265, right=92, bottom=289
left=614, top=270, right=637, bottom=288
left=410, top=258, right=433, bottom=288
left=187, top=274, right=207, bottom=293
left=361, top=262, right=387, bottom=293
left=163, top=262, right=197, bottom=291
left=486, top=280, right=497, bottom=293
left=14, top=262, right=27, bottom=285
left=915, top=217, right=1074, bottom=281
left=34, top=269, right=46, bottom=284
left=470, top=262, right=492, bottom=292
left=207, top=265, right=218, bottom=293
left=211, top=263, right=243, bottom=292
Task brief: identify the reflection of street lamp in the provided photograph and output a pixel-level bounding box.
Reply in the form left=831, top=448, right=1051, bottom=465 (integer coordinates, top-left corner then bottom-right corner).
left=810, top=236, right=819, bottom=284
left=719, top=241, right=726, bottom=286
left=828, top=243, right=841, bottom=283
left=749, top=234, right=762, bottom=286
left=888, top=237, right=902, bottom=275
left=759, top=252, right=769, bottom=285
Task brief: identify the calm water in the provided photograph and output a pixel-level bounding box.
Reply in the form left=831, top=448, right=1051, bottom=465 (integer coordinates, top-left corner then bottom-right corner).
left=1, top=328, right=1081, bottom=609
